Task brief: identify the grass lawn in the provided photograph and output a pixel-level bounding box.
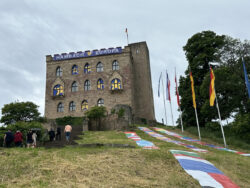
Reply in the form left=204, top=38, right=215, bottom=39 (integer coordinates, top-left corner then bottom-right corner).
left=0, top=125, right=249, bottom=188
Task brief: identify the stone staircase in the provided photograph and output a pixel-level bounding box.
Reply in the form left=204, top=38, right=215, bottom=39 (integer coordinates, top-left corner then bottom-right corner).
left=43, top=125, right=83, bottom=148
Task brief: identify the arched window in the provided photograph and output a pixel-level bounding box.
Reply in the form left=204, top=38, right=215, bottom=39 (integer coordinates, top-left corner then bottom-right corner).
left=84, top=63, right=91, bottom=74
left=97, top=78, right=104, bottom=90
left=84, top=80, right=91, bottom=91
left=72, top=65, right=78, bottom=75
left=71, top=81, right=78, bottom=92
left=97, top=98, right=104, bottom=106
left=96, top=62, right=103, bottom=72
left=112, top=60, right=119, bottom=70
left=69, top=101, right=76, bottom=111
left=56, top=66, right=62, bottom=77
left=81, top=100, right=88, bottom=110
left=57, top=103, right=64, bottom=112
left=53, top=84, right=64, bottom=96
left=111, top=78, right=122, bottom=90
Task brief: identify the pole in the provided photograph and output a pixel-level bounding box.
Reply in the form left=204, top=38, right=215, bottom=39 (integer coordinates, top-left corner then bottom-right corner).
left=161, top=76, right=168, bottom=125
left=175, top=68, right=184, bottom=132
left=215, top=90, right=227, bottom=148
left=179, top=106, right=184, bottom=132
left=169, top=100, right=174, bottom=126
left=194, top=108, right=201, bottom=140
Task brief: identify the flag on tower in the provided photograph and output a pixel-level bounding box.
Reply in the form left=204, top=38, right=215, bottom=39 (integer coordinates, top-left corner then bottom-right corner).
left=209, top=67, right=216, bottom=106
left=166, top=71, right=171, bottom=101
left=242, top=58, right=250, bottom=99
left=175, top=72, right=180, bottom=106
left=189, top=72, right=196, bottom=109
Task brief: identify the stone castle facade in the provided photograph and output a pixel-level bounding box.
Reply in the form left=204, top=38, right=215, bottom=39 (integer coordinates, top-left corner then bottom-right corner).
left=44, top=42, right=155, bottom=122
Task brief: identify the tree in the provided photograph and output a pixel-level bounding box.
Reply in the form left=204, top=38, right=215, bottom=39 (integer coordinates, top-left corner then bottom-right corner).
left=0, top=101, right=40, bottom=125
left=179, top=31, right=225, bottom=127
left=179, top=31, right=250, bottom=127
left=85, top=106, right=107, bottom=130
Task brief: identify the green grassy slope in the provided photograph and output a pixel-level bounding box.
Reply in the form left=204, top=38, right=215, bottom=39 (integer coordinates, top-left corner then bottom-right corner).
left=0, top=126, right=249, bottom=188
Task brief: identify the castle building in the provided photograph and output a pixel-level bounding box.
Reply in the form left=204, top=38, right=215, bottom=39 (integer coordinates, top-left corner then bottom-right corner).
left=45, top=41, right=155, bottom=121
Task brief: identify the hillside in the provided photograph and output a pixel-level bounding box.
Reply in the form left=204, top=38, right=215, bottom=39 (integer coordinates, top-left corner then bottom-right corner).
left=0, top=125, right=250, bottom=188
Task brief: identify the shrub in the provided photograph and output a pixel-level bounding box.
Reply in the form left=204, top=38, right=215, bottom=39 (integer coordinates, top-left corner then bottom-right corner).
left=232, top=114, right=250, bottom=142
left=205, top=122, right=221, bottom=131
left=0, top=121, right=46, bottom=146
left=117, top=108, right=125, bottom=118
left=56, top=116, right=84, bottom=126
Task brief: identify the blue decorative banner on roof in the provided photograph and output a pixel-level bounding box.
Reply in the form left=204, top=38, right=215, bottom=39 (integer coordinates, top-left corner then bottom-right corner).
left=53, top=47, right=122, bottom=61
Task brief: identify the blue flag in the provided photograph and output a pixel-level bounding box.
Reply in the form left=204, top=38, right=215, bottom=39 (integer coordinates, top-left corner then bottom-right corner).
left=243, top=59, right=250, bottom=99
left=158, top=72, right=162, bottom=97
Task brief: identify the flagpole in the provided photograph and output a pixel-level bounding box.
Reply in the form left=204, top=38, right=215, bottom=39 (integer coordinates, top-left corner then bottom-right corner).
left=125, top=28, right=129, bottom=45
left=179, top=106, right=184, bottom=132
left=215, top=89, right=227, bottom=148
left=175, top=67, right=184, bottom=132
left=169, top=100, right=174, bottom=126
left=189, top=67, right=201, bottom=140
left=194, top=108, right=201, bottom=140
left=161, top=76, right=168, bottom=125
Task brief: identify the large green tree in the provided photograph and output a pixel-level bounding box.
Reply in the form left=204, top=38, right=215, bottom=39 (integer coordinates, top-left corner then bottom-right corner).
left=179, top=31, right=225, bottom=127
left=179, top=31, right=250, bottom=127
left=0, top=101, right=40, bottom=125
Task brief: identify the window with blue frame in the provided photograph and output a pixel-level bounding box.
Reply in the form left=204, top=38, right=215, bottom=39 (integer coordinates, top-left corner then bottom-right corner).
left=97, top=78, right=104, bottom=90
left=111, top=78, right=122, bottom=90
left=81, top=100, right=88, bottom=110
left=84, top=63, right=91, bottom=74
left=96, top=62, right=103, bottom=72
left=72, top=65, right=78, bottom=75
left=84, top=80, right=91, bottom=91
left=53, top=84, right=64, bottom=96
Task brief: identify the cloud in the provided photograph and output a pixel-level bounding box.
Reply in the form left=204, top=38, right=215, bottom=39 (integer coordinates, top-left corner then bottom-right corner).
left=0, top=0, right=250, bottom=124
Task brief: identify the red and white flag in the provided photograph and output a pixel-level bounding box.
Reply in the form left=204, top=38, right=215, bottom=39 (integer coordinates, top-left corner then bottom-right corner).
left=166, top=71, right=171, bottom=101
left=175, top=72, right=180, bottom=106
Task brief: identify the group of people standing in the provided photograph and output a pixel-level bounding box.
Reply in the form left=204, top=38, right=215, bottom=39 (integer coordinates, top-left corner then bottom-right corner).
left=3, top=130, right=37, bottom=148
left=3, top=124, right=72, bottom=148
left=48, top=125, right=72, bottom=142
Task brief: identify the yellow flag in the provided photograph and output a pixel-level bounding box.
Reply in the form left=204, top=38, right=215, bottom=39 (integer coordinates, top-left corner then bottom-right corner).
left=210, top=67, right=216, bottom=106
left=189, top=72, right=196, bottom=109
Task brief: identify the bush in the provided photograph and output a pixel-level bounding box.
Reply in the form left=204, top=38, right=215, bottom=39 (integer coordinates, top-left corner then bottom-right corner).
left=56, top=116, right=84, bottom=126
left=232, top=114, right=250, bottom=142
left=85, top=106, right=106, bottom=119
left=0, top=121, right=46, bottom=146
left=205, top=122, right=221, bottom=131
left=117, top=108, right=125, bottom=118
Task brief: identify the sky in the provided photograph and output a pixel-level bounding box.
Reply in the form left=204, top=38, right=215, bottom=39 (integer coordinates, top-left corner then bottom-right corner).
left=0, top=0, right=250, bottom=125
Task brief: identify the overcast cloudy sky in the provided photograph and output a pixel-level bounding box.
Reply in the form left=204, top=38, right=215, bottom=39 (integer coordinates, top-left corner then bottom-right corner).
left=0, top=0, right=250, bottom=124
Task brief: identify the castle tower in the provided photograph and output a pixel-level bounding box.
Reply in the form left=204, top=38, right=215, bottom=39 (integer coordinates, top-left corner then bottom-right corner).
left=44, top=41, right=155, bottom=122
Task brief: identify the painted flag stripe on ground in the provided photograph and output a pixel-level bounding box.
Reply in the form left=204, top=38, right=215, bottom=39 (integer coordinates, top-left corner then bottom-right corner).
left=124, top=132, right=158, bottom=149
left=170, top=150, right=239, bottom=188
left=154, top=127, right=250, bottom=156
left=138, top=127, right=207, bottom=153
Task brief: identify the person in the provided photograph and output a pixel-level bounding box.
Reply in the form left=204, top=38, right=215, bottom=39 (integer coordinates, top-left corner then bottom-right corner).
left=64, top=125, right=72, bottom=142
left=14, top=130, right=23, bottom=147
left=56, top=127, right=61, bottom=141
left=48, top=128, right=55, bottom=142
left=4, top=130, right=14, bottom=148
left=32, top=131, right=37, bottom=148
left=26, top=130, right=33, bottom=148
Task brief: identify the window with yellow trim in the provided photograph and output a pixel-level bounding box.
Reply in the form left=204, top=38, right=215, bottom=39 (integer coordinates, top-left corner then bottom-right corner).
left=111, top=78, right=122, bottom=90
left=72, top=65, right=78, bottom=75
left=81, top=100, right=88, bottom=110
left=84, top=63, right=91, bottom=74
left=97, top=78, right=104, bottom=90
left=53, top=84, right=64, bottom=96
